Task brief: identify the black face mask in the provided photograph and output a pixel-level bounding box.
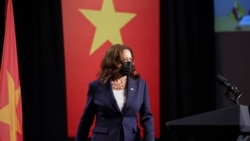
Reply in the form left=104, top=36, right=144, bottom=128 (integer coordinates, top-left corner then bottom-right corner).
left=119, top=62, right=132, bottom=76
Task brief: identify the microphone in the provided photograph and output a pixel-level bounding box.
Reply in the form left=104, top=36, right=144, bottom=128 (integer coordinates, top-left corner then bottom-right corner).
left=216, top=74, right=242, bottom=96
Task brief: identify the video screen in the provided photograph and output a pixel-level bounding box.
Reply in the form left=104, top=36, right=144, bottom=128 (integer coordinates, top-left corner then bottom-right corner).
left=214, top=0, right=250, bottom=32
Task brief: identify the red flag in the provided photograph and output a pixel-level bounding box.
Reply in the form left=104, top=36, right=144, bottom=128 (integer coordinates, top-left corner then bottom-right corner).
left=62, top=0, right=159, bottom=138
left=0, top=0, right=23, bottom=140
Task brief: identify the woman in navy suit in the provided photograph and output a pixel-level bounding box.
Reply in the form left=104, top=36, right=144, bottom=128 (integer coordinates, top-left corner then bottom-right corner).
left=75, top=44, right=155, bottom=141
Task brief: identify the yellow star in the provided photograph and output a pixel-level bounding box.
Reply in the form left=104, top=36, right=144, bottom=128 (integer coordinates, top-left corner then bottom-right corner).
left=79, top=0, right=136, bottom=55
left=0, top=71, right=22, bottom=141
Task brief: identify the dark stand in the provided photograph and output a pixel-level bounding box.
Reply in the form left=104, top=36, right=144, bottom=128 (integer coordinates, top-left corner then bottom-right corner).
left=166, top=105, right=250, bottom=141
left=224, top=85, right=242, bottom=105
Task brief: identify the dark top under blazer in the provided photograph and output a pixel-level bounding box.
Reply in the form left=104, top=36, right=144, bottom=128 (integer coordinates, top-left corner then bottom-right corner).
left=75, top=77, right=155, bottom=141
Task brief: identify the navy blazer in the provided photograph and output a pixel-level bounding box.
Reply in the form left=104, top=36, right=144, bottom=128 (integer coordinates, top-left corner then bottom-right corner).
left=75, top=77, right=155, bottom=141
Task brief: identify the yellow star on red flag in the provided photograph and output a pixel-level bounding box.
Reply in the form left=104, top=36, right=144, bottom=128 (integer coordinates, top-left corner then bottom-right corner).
left=79, top=0, right=136, bottom=54
left=0, top=72, right=22, bottom=141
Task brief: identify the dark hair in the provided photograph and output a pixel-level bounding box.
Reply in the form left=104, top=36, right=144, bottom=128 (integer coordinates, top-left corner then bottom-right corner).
left=98, top=44, right=140, bottom=84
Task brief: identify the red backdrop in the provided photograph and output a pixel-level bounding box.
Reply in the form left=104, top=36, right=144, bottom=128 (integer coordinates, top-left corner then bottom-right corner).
left=61, top=0, right=160, bottom=138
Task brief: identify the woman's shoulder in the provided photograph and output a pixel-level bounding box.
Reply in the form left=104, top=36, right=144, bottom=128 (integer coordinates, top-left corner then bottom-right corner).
left=131, top=77, right=147, bottom=84
left=89, top=79, right=100, bottom=85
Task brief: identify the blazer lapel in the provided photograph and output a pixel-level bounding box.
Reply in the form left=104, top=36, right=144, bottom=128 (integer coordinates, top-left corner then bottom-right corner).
left=102, top=81, right=121, bottom=113
left=123, top=78, right=137, bottom=112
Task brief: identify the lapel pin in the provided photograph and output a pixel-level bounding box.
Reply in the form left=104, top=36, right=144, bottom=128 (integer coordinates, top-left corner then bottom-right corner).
left=130, top=88, right=134, bottom=91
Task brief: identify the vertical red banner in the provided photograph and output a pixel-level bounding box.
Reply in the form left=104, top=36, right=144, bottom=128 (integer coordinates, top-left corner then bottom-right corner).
left=61, top=0, right=159, bottom=138
left=0, top=0, right=23, bottom=140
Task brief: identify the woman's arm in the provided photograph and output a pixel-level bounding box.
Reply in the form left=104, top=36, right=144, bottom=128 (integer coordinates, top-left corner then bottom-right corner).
left=75, top=83, right=96, bottom=141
